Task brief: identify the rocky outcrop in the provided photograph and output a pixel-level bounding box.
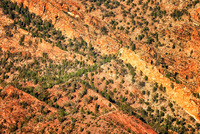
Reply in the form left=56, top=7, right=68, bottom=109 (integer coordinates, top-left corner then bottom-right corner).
left=119, top=48, right=200, bottom=122
left=9, top=0, right=200, bottom=125
left=0, top=85, right=58, bottom=133
left=191, top=5, right=200, bottom=25
left=0, top=8, right=86, bottom=62
left=102, top=111, right=157, bottom=134
left=11, top=0, right=126, bottom=54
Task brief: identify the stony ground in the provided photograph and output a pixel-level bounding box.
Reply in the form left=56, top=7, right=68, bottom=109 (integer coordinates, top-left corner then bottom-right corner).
left=1, top=0, right=200, bottom=133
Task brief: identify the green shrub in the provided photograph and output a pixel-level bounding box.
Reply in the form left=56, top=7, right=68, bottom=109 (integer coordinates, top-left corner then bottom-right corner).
left=144, top=75, right=148, bottom=81
left=139, top=81, right=145, bottom=87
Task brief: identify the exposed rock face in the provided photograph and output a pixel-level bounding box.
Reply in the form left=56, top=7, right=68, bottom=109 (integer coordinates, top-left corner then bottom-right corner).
left=0, top=8, right=85, bottom=62
left=157, top=24, right=200, bottom=89
left=11, top=0, right=200, bottom=84
left=101, top=111, right=157, bottom=134
left=119, top=48, right=200, bottom=122
left=0, top=85, right=59, bottom=133
left=191, top=5, right=200, bottom=24
left=6, top=0, right=200, bottom=127
left=11, top=0, right=126, bottom=54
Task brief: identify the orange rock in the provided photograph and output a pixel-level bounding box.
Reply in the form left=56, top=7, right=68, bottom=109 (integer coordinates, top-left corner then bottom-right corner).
left=119, top=48, right=200, bottom=122
left=10, top=0, right=129, bottom=54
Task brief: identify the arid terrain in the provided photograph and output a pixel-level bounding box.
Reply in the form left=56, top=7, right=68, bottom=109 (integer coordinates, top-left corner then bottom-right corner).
left=1, top=0, right=200, bottom=133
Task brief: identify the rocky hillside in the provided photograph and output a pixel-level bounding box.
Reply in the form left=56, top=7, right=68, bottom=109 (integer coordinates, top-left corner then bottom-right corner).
left=1, top=0, right=200, bottom=133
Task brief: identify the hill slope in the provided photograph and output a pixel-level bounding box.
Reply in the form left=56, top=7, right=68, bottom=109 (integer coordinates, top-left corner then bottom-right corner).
left=1, top=0, right=200, bottom=133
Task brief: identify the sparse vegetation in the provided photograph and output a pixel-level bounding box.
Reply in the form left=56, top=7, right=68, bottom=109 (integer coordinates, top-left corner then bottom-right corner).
left=0, top=0, right=199, bottom=133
